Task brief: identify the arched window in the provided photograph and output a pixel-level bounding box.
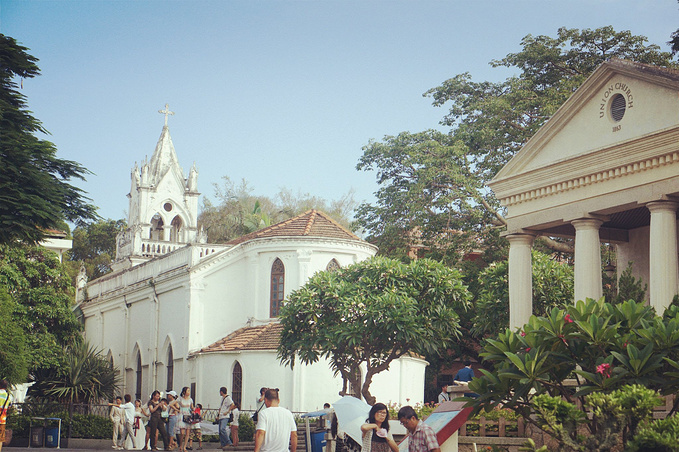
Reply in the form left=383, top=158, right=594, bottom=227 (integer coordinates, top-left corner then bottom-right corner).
left=232, top=361, right=242, bottom=407
left=270, top=258, right=285, bottom=317
left=326, top=259, right=340, bottom=272
left=170, top=216, right=183, bottom=243
left=166, top=345, right=174, bottom=392
left=150, top=213, right=164, bottom=241
left=135, top=352, right=143, bottom=401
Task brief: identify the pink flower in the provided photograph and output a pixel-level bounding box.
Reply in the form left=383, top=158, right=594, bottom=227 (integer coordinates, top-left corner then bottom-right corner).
left=525, top=347, right=531, bottom=352
left=564, top=314, right=573, bottom=323
left=596, top=363, right=612, bottom=378
left=520, top=331, right=526, bottom=337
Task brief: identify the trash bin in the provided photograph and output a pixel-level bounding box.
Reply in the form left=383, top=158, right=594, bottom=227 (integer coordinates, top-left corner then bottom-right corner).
left=311, top=430, right=326, bottom=452
left=44, top=427, right=59, bottom=448
left=30, top=426, right=44, bottom=448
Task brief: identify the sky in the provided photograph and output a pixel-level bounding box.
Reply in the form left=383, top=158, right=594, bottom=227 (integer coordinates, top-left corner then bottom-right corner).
left=2, top=0, right=679, bottom=222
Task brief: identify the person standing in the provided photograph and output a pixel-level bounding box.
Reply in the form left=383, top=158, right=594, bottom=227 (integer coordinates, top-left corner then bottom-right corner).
left=148, top=391, right=171, bottom=451
left=120, top=394, right=137, bottom=450
left=110, top=396, right=125, bottom=450
left=360, top=403, right=398, bottom=452
left=229, top=402, right=240, bottom=447
left=217, top=387, right=235, bottom=450
left=437, top=384, right=450, bottom=404
left=0, top=380, right=11, bottom=452
left=253, top=389, right=297, bottom=452
left=134, top=399, right=150, bottom=450
left=173, top=387, right=194, bottom=452
left=453, top=362, right=474, bottom=383
left=166, top=391, right=179, bottom=451
left=187, top=404, right=202, bottom=451
left=397, top=406, right=440, bottom=452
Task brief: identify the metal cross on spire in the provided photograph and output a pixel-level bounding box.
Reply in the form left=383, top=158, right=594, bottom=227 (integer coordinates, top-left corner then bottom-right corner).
left=158, top=103, right=175, bottom=126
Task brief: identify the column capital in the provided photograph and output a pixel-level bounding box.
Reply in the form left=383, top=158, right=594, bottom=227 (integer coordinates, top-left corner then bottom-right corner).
left=571, top=218, right=604, bottom=230
left=505, top=232, right=536, bottom=246
left=647, top=200, right=679, bottom=213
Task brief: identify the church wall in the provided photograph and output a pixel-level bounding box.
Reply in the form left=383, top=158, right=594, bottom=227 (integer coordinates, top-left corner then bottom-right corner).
left=193, top=352, right=426, bottom=413
left=198, top=255, right=254, bottom=348
left=368, top=356, right=428, bottom=406
left=616, top=225, right=650, bottom=301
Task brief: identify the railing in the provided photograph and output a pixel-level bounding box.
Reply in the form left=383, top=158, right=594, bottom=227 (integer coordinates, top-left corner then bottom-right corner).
left=460, top=415, right=525, bottom=437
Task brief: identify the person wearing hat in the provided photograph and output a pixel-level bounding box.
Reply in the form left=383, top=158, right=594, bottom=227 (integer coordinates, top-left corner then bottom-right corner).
left=167, top=391, right=179, bottom=450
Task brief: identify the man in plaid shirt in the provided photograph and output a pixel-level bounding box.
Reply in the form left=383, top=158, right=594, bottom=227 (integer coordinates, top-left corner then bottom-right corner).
left=397, top=406, right=440, bottom=452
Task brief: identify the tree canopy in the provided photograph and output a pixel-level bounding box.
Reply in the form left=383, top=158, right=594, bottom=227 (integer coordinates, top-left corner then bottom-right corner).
left=0, top=34, right=98, bottom=244
left=0, top=243, right=82, bottom=375
left=356, top=27, right=677, bottom=261
left=199, top=176, right=357, bottom=243
left=277, top=256, right=471, bottom=404
left=67, top=218, right=127, bottom=281
left=0, top=288, right=28, bottom=384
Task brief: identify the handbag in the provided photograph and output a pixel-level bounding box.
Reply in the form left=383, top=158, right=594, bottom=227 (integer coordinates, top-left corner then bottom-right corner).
left=227, top=412, right=233, bottom=423
left=251, top=403, right=264, bottom=422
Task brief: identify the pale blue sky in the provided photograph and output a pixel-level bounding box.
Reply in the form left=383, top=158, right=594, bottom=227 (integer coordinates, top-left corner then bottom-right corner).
left=2, top=0, right=678, bottom=221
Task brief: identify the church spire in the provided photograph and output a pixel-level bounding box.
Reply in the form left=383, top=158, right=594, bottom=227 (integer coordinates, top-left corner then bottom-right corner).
left=147, top=103, right=181, bottom=185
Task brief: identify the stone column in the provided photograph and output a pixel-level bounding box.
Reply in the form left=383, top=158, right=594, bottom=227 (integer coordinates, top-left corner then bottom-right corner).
left=572, top=218, right=604, bottom=303
left=647, top=201, right=679, bottom=313
left=507, top=233, right=535, bottom=329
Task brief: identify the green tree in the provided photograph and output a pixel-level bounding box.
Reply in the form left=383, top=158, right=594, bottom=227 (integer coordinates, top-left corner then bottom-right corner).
left=472, top=251, right=574, bottom=338
left=67, top=219, right=127, bottom=280
left=0, top=243, right=81, bottom=374
left=199, top=176, right=357, bottom=243
left=0, top=288, right=28, bottom=384
left=356, top=27, right=676, bottom=260
left=277, top=256, right=471, bottom=404
left=0, top=34, right=97, bottom=245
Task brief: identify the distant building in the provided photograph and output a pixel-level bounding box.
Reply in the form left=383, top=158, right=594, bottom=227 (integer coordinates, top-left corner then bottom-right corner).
left=78, top=111, right=427, bottom=411
left=40, top=228, right=72, bottom=262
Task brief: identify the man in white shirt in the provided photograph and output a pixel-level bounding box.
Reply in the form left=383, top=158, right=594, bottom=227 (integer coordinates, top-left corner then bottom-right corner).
left=217, top=387, right=236, bottom=450
left=119, top=394, right=137, bottom=449
left=254, top=389, right=297, bottom=452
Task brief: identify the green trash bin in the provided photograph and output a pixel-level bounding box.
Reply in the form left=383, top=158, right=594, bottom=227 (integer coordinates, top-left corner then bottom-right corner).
left=30, top=426, right=44, bottom=447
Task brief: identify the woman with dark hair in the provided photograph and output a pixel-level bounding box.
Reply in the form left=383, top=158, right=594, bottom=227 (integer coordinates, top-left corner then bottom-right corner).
left=148, top=390, right=171, bottom=450
left=360, top=403, right=398, bottom=452
left=172, top=386, right=194, bottom=452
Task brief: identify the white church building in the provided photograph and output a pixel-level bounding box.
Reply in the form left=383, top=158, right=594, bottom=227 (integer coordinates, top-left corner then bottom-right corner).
left=78, top=109, right=427, bottom=412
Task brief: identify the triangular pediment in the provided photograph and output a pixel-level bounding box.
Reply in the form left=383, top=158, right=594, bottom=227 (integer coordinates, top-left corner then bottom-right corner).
left=492, top=60, right=679, bottom=190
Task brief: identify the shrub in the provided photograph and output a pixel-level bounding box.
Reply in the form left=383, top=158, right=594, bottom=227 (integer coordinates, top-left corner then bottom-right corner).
left=7, top=411, right=112, bottom=439
left=238, top=413, right=255, bottom=442
left=626, top=414, right=679, bottom=452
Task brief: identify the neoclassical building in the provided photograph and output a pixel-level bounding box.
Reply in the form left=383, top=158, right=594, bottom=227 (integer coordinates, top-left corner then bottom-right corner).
left=489, top=59, right=679, bottom=328
left=78, top=111, right=427, bottom=412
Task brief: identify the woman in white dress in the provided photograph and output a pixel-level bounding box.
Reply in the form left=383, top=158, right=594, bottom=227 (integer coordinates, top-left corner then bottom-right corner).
left=171, top=386, right=194, bottom=452
left=133, top=399, right=150, bottom=450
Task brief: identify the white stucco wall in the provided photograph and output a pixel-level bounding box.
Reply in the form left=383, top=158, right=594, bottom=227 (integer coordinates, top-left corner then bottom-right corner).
left=192, top=352, right=426, bottom=413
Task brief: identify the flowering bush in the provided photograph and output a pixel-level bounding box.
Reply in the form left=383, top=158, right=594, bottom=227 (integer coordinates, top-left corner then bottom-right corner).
left=465, top=297, right=679, bottom=451
left=386, top=401, right=438, bottom=420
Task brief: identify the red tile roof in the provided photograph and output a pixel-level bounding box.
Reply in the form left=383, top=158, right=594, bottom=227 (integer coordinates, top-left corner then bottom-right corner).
left=225, top=210, right=360, bottom=245
left=197, top=323, right=283, bottom=353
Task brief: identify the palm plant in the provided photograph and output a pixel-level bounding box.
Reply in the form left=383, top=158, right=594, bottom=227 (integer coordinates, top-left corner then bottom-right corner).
left=46, top=338, right=119, bottom=438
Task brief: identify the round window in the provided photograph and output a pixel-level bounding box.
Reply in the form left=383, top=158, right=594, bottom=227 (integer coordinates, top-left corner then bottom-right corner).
left=610, top=93, right=626, bottom=122
left=163, top=202, right=173, bottom=212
